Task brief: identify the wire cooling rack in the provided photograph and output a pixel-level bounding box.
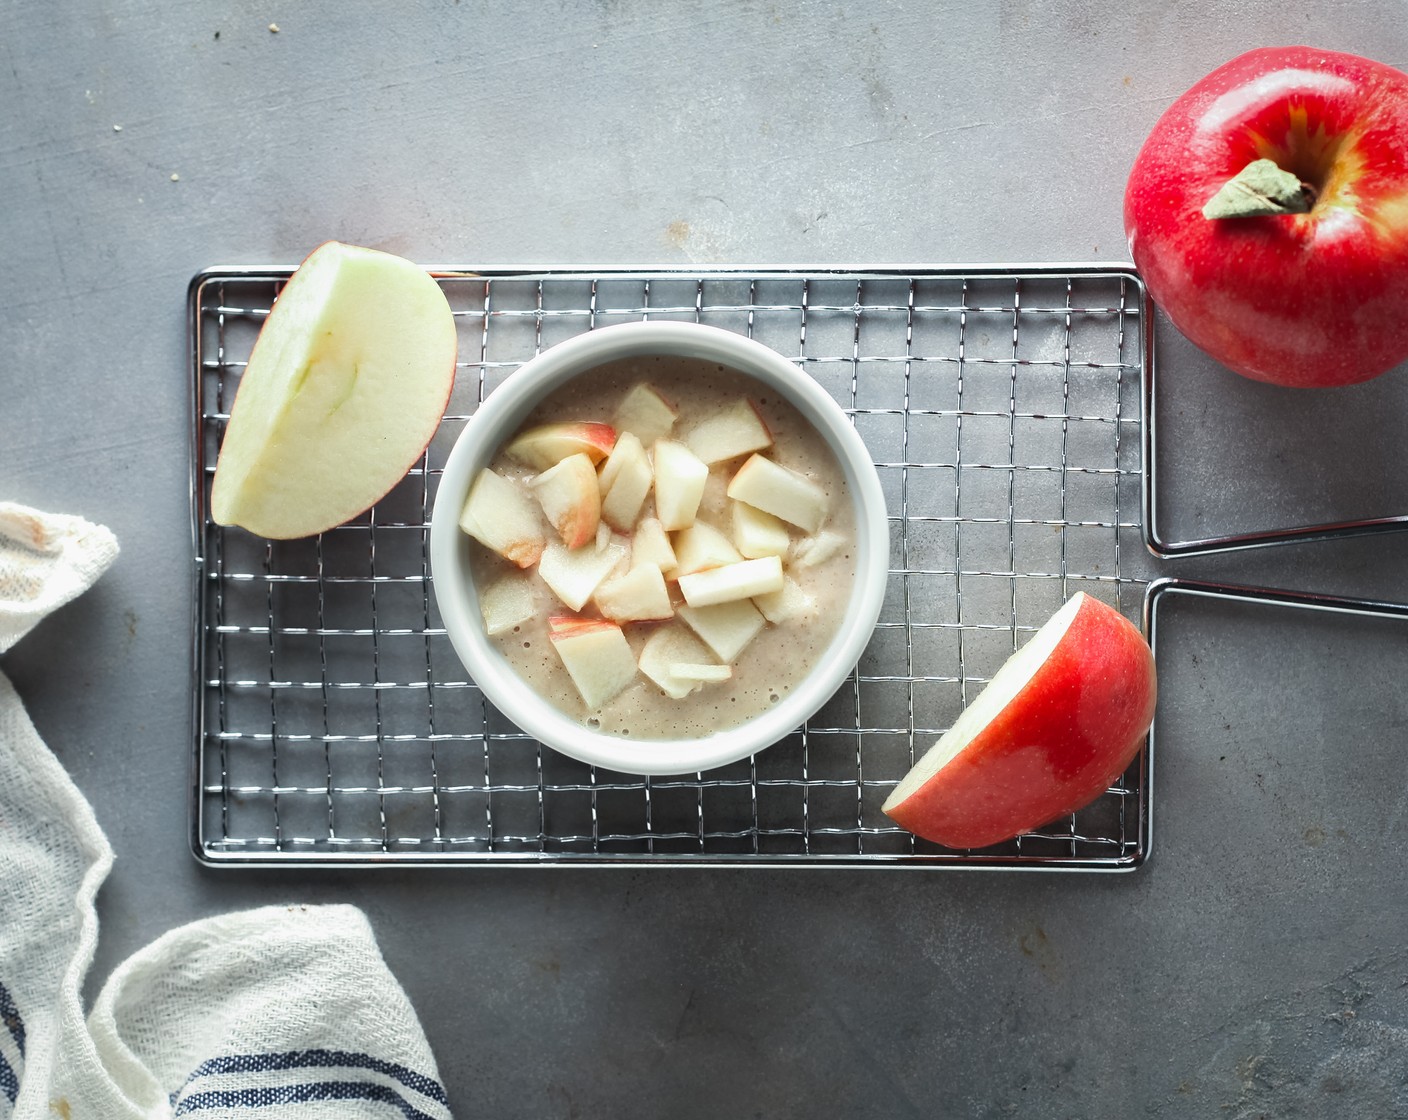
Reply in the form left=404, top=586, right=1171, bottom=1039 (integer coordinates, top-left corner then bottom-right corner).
left=190, top=266, right=1157, bottom=869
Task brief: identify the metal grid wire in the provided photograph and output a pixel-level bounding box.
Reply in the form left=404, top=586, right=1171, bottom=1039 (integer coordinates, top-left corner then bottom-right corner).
left=190, top=267, right=1157, bottom=869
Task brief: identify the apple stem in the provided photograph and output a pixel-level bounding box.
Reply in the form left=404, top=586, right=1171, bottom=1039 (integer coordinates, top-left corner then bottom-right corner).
left=1202, top=158, right=1315, bottom=219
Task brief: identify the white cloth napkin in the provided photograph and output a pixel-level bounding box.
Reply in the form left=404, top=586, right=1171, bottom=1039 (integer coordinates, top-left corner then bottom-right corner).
left=0, top=503, right=450, bottom=1119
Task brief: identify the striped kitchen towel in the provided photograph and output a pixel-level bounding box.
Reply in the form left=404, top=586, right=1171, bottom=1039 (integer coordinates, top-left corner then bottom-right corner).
left=0, top=503, right=451, bottom=1119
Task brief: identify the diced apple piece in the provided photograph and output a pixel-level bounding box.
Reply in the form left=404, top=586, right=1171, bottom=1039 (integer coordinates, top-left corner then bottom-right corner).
left=653, top=439, right=709, bottom=531
left=529, top=452, right=601, bottom=550
left=632, top=516, right=677, bottom=574
left=638, top=625, right=717, bottom=700
left=594, top=563, right=674, bottom=623
left=678, top=556, right=784, bottom=608
left=599, top=433, right=654, bottom=531
left=615, top=383, right=679, bottom=446
left=726, top=454, right=828, bottom=534
left=459, top=468, right=546, bottom=569
left=538, top=538, right=629, bottom=611
left=671, top=663, right=733, bottom=685
left=731, top=501, right=790, bottom=559
left=479, top=573, right=536, bottom=635
left=685, top=398, right=773, bottom=464
left=595, top=519, right=613, bottom=551
left=505, top=422, right=616, bottom=470
left=677, top=599, right=766, bottom=661
left=548, top=617, right=638, bottom=710
left=753, top=576, right=815, bottom=624
left=793, top=529, right=847, bottom=568
left=671, top=520, right=742, bottom=576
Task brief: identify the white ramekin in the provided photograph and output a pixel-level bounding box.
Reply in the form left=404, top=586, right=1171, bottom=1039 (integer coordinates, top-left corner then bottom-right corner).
left=429, top=320, right=889, bottom=776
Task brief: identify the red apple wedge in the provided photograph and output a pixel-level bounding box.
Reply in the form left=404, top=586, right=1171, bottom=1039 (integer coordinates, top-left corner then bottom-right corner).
left=506, top=422, right=616, bottom=470
left=211, top=241, right=457, bottom=539
left=882, top=592, right=1157, bottom=849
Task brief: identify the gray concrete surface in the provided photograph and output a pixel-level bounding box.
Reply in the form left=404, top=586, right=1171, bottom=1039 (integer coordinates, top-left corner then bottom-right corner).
left=4, top=3, right=1408, bottom=1116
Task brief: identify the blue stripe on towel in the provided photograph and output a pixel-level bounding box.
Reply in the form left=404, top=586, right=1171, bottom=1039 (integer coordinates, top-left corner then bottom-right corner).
left=0, top=984, right=22, bottom=1056
left=173, top=1079, right=441, bottom=1119
left=0, top=982, right=23, bottom=1107
left=0, top=1049, right=18, bottom=1106
left=181, top=1050, right=447, bottom=1106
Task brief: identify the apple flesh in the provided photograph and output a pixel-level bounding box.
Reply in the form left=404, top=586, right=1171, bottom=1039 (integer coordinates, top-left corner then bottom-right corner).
left=652, top=439, right=710, bottom=531
left=677, top=555, right=784, bottom=607
left=1124, top=46, right=1408, bottom=387
left=529, top=452, right=601, bottom=550
left=671, top=520, right=742, bottom=576
left=548, top=617, right=638, bottom=709
left=614, top=383, right=679, bottom=446
left=594, top=562, right=673, bottom=623
left=598, top=432, right=654, bottom=531
left=211, top=241, right=457, bottom=538
left=506, top=422, right=616, bottom=470
left=638, top=625, right=718, bottom=700
left=459, top=468, right=546, bottom=569
left=882, top=592, right=1157, bottom=849
left=676, top=598, right=766, bottom=662
left=479, top=573, right=536, bottom=636
left=726, top=454, right=828, bottom=534
left=685, top=398, right=773, bottom=464
left=537, top=538, right=628, bottom=611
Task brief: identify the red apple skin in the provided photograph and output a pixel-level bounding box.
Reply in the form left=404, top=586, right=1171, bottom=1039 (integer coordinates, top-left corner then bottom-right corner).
left=1125, top=47, right=1408, bottom=387
left=884, top=596, right=1156, bottom=850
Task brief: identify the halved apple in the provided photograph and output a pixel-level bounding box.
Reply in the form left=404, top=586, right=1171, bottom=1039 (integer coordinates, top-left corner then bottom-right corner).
left=529, top=452, right=601, bottom=550
left=459, top=468, right=546, bottom=569
left=548, top=616, right=638, bottom=709
left=211, top=241, right=457, bottom=539
left=506, top=422, right=616, bottom=471
left=725, top=454, right=828, bottom=534
left=881, top=592, right=1157, bottom=850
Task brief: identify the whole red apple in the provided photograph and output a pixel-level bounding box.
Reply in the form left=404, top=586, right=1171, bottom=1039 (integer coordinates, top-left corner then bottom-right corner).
left=1125, top=46, right=1408, bottom=387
